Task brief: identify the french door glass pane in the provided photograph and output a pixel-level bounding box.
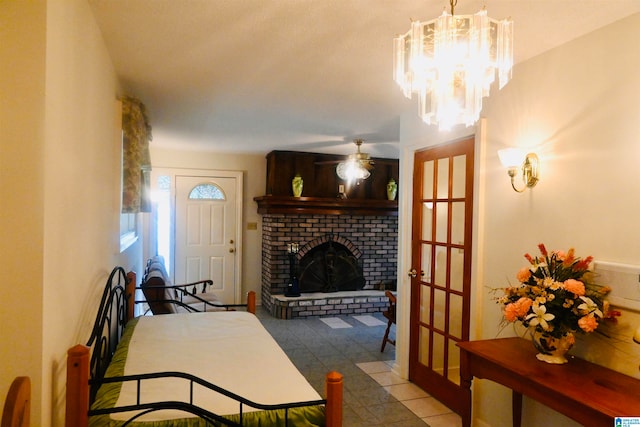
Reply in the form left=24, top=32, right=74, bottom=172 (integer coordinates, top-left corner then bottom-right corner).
left=447, top=339, right=461, bottom=384
left=433, top=288, right=446, bottom=331
left=420, top=284, right=431, bottom=324
left=432, top=332, right=445, bottom=375
left=449, top=293, right=463, bottom=339
left=434, top=246, right=448, bottom=287
left=422, top=160, right=434, bottom=199
left=451, top=201, right=465, bottom=245
left=450, top=250, right=464, bottom=292
left=452, top=154, right=466, bottom=199
left=419, top=326, right=431, bottom=366
left=422, top=203, right=433, bottom=240
left=436, top=158, right=449, bottom=198
left=435, top=202, right=449, bottom=243
left=421, top=244, right=433, bottom=283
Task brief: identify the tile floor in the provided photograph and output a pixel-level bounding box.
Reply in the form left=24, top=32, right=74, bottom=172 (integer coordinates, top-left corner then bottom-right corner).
left=256, top=308, right=462, bottom=427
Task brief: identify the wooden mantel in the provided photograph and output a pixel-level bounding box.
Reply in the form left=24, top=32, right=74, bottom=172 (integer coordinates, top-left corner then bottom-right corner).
left=254, top=195, right=398, bottom=216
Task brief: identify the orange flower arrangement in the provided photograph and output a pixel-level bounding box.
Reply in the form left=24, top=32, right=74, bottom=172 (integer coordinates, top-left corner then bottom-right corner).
left=497, top=244, right=620, bottom=339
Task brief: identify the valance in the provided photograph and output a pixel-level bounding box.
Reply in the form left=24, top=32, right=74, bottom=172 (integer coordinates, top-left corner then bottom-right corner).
left=121, top=96, right=152, bottom=213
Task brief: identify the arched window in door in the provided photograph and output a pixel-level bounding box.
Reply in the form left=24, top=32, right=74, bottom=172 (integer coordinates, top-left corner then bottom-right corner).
left=188, top=183, right=226, bottom=200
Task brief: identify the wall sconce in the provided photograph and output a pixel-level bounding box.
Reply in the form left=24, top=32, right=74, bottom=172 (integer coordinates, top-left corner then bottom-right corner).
left=498, top=148, right=539, bottom=193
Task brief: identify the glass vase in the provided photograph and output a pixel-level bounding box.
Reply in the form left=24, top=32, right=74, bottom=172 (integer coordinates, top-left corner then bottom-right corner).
left=292, top=175, right=303, bottom=197
left=386, top=179, right=397, bottom=201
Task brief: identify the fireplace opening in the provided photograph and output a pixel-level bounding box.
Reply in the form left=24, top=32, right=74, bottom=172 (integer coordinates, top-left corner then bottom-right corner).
left=298, top=240, right=365, bottom=293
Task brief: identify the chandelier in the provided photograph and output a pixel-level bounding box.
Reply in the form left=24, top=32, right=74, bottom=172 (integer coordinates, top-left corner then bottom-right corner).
left=393, top=0, right=513, bottom=130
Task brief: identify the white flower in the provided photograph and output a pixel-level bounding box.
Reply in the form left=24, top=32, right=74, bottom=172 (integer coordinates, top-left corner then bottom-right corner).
left=525, top=304, right=555, bottom=331
left=577, top=296, right=603, bottom=318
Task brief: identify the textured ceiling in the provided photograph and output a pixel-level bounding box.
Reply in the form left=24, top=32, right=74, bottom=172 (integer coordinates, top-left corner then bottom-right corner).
left=89, top=1, right=640, bottom=158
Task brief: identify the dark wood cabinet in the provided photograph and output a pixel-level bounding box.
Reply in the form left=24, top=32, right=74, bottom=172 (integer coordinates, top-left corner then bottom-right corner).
left=257, top=150, right=399, bottom=216
left=263, top=150, right=399, bottom=199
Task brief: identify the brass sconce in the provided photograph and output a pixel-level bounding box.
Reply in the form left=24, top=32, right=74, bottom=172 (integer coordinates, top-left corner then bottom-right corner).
left=498, top=148, right=539, bottom=193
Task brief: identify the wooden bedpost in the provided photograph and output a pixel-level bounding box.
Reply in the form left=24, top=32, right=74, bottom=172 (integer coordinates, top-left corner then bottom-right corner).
left=325, top=371, right=343, bottom=427
left=126, top=271, right=136, bottom=322
left=66, top=345, right=89, bottom=427
left=247, top=290, right=256, bottom=314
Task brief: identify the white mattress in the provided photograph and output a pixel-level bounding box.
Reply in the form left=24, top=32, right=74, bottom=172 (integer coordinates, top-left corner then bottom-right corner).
left=112, top=311, right=321, bottom=421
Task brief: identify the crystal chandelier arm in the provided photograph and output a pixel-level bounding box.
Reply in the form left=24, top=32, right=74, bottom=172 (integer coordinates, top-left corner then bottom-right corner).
left=449, top=0, right=457, bottom=15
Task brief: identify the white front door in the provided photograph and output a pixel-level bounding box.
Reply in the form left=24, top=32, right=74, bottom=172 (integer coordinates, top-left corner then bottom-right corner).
left=174, top=174, right=240, bottom=304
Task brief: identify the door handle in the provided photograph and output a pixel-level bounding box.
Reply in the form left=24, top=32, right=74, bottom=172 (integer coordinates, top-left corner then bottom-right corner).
left=408, top=269, right=425, bottom=278
left=229, top=248, right=235, bottom=253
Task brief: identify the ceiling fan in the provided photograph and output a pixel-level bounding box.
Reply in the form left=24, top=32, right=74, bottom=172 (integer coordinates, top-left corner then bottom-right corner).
left=335, top=139, right=374, bottom=181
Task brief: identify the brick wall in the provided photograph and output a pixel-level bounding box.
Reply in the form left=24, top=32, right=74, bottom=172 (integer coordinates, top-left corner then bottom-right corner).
left=260, top=213, right=398, bottom=316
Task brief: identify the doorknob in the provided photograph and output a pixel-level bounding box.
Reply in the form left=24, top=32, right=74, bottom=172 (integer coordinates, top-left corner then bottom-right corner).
left=230, top=239, right=234, bottom=244
left=229, top=248, right=235, bottom=253
left=408, top=269, right=425, bottom=278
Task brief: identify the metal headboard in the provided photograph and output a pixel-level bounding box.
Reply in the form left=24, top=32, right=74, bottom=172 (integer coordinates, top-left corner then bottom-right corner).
left=85, top=266, right=130, bottom=403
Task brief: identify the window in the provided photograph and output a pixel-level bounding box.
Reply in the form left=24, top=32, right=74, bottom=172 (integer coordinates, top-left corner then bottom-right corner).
left=188, top=183, right=226, bottom=200
left=155, top=175, right=172, bottom=273
left=119, top=212, right=137, bottom=252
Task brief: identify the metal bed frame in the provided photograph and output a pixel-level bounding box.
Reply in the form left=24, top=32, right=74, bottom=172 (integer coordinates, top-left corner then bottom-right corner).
left=65, top=266, right=343, bottom=427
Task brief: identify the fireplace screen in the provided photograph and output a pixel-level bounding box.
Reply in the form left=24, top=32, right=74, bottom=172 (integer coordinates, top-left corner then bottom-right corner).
left=298, top=241, right=365, bottom=293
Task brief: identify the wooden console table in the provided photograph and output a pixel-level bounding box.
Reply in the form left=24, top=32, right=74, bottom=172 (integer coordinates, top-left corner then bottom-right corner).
left=458, top=337, right=640, bottom=427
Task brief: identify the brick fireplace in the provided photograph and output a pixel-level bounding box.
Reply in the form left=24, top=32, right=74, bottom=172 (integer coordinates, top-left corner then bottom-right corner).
left=254, top=150, right=399, bottom=319
left=259, top=213, right=398, bottom=318
left=298, top=234, right=365, bottom=293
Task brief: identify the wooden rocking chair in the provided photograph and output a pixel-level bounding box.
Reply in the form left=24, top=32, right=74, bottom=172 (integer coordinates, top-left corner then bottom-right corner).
left=1, top=377, right=30, bottom=427
left=380, top=290, right=396, bottom=352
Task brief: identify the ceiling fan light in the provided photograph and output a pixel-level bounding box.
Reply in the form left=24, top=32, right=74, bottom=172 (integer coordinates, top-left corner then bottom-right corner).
left=354, top=164, right=371, bottom=180
left=336, top=159, right=370, bottom=181
left=335, top=139, right=373, bottom=182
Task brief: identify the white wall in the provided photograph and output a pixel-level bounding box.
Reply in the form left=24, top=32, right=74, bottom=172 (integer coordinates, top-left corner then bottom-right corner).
left=398, top=13, right=640, bottom=427
left=1, top=1, right=141, bottom=425
left=150, top=147, right=266, bottom=301
left=43, top=1, right=144, bottom=425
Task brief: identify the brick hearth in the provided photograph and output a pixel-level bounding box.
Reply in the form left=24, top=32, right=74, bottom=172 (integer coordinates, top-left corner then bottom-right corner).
left=260, top=213, right=398, bottom=318
left=271, top=291, right=390, bottom=319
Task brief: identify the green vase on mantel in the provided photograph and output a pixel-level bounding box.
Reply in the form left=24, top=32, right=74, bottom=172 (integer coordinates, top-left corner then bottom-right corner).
left=387, top=179, right=397, bottom=201
left=292, top=175, right=303, bottom=197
